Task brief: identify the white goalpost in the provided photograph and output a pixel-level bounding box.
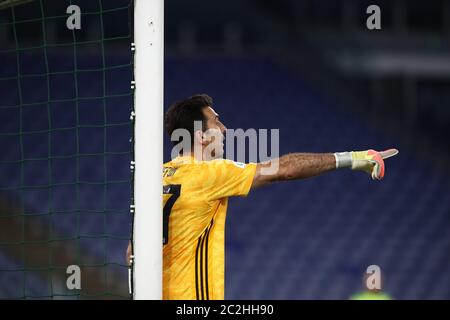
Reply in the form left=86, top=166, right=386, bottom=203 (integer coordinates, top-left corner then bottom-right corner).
left=132, top=0, right=164, bottom=300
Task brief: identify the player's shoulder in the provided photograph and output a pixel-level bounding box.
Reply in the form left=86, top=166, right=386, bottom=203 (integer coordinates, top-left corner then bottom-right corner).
left=163, top=156, right=203, bottom=175
left=163, top=157, right=251, bottom=174
left=163, top=157, right=202, bottom=182
left=164, top=157, right=245, bottom=167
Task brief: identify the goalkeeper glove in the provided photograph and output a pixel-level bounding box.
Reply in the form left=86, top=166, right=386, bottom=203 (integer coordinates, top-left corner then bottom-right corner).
left=334, top=149, right=399, bottom=180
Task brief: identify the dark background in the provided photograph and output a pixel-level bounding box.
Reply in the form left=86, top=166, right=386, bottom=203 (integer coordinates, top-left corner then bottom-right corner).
left=0, top=0, right=449, bottom=299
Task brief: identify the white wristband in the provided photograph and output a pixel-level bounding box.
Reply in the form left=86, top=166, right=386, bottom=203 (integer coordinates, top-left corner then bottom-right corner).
left=334, top=152, right=352, bottom=169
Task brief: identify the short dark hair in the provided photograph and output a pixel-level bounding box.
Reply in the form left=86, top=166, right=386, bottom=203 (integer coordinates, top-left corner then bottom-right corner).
left=165, top=94, right=213, bottom=145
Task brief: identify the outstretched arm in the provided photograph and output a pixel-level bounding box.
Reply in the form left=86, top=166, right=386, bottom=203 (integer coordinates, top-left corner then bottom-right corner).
left=252, top=149, right=398, bottom=189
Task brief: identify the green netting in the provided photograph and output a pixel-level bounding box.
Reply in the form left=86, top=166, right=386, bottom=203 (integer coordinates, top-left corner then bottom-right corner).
left=0, top=0, right=134, bottom=299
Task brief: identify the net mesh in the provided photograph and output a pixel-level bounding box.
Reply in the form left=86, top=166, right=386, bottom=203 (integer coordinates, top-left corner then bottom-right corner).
left=0, top=0, right=133, bottom=299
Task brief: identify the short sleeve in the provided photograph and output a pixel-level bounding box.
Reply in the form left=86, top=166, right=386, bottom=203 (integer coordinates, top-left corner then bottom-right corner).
left=204, top=159, right=257, bottom=200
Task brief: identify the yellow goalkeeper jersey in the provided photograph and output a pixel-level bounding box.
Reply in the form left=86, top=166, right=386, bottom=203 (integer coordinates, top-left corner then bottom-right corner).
left=162, top=155, right=257, bottom=300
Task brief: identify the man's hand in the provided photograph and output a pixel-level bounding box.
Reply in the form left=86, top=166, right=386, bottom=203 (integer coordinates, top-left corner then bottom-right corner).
left=126, top=241, right=132, bottom=266
left=335, top=149, right=399, bottom=180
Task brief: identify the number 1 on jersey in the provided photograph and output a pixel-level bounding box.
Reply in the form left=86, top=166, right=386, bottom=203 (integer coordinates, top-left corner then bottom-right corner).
left=163, top=184, right=181, bottom=245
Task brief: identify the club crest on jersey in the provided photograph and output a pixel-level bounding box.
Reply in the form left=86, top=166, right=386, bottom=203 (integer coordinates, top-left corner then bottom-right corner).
left=163, top=167, right=177, bottom=177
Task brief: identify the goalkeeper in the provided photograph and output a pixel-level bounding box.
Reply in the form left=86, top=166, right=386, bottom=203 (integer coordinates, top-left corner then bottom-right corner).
left=127, top=94, right=399, bottom=300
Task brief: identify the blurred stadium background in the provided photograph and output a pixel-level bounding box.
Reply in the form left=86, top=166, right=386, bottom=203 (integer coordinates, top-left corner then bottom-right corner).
left=0, top=0, right=449, bottom=299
